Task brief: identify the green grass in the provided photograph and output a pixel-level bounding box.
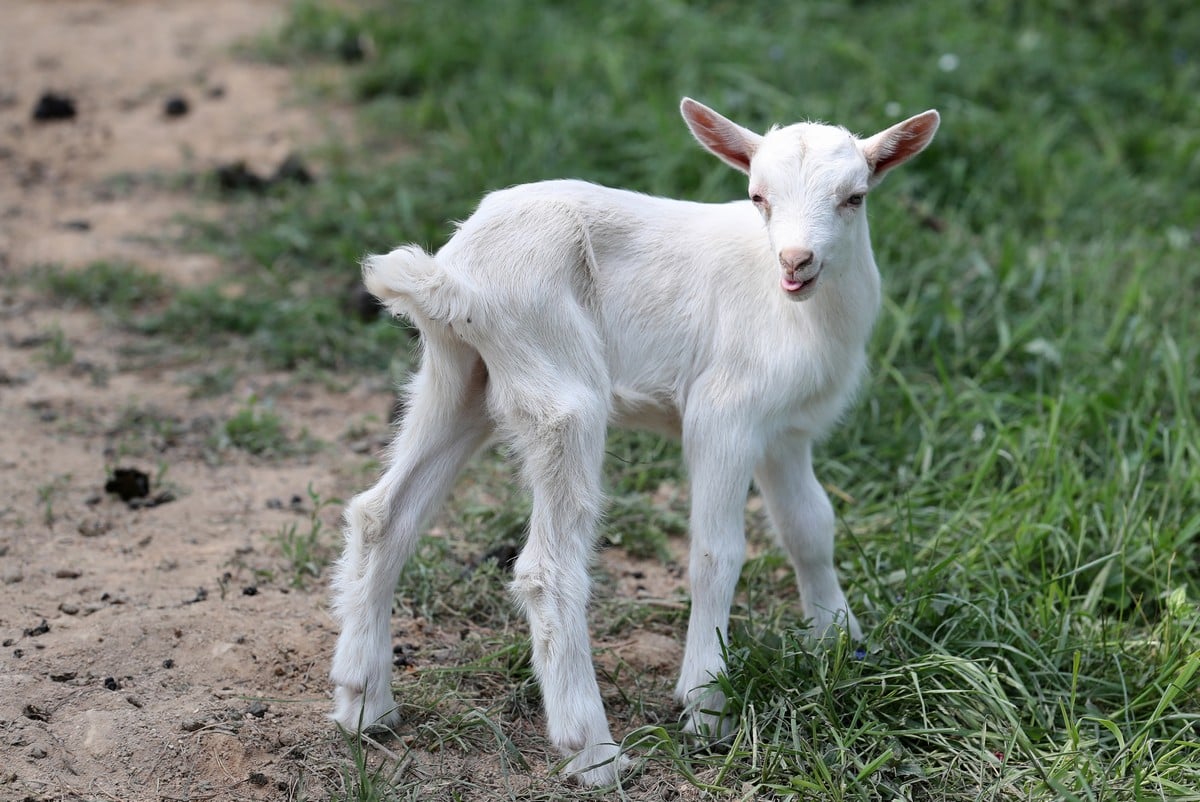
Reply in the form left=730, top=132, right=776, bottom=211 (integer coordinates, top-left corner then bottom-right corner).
left=258, top=0, right=1200, bottom=798
left=220, top=397, right=318, bottom=457
left=40, top=260, right=169, bottom=313
left=275, top=484, right=342, bottom=588
left=37, top=326, right=75, bottom=367
left=44, top=0, right=1194, bottom=798
left=135, top=284, right=409, bottom=372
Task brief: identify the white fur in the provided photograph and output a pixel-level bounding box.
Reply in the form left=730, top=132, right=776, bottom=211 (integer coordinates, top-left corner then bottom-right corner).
left=329, top=98, right=939, bottom=786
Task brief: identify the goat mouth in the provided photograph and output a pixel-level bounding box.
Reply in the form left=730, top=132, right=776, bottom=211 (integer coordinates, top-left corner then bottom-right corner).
left=781, top=269, right=820, bottom=297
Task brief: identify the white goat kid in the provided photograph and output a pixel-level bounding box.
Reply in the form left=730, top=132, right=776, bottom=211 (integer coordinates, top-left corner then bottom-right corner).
left=330, top=97, right=939, bottom=786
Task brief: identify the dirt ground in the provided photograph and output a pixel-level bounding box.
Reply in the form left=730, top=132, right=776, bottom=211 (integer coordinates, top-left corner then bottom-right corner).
left=0, top=3, right=692, bottom=800
left=0, top=2, right=382, bottom=799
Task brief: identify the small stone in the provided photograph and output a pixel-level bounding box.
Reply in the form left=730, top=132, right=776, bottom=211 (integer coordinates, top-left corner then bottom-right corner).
left=103, top=677, right=121, bottom=691
left=246, top=701, right=268, bottom=718
left=163, top=95, right=189, bottom=117
left=163, top=658, right=175, bottom=669
left=32, top=92, right=75, bottom=121
left=271, top=154, right=313, bottom=186
left=22, top=704, right=49, bottom=722
left=29, top=745, right=48, bottom=759
left=181, top=718, right=204, bottom=732
left=54, top=567, right=82, bottom=579
left=105, top=467, right=150, bottom=501
left=126, top=695, right=143, bottom=709
left=59, top=602, right=79, bottom=615
left=78, top=518, right=112, bottom=537
left=24, top=620, right=50, bottom=637
left=214, top=161, right=266, bottom=193
left=2, top=566, right=22, bottom=584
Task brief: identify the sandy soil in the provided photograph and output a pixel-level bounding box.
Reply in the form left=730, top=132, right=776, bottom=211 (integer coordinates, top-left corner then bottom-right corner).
left=0, top=2, right=368, bottom=799
left=0, top=3, right=692, bottom=799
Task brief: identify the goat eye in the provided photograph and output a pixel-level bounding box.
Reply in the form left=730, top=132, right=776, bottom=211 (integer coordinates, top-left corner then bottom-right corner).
left=844, top=193, right=865, bottom=208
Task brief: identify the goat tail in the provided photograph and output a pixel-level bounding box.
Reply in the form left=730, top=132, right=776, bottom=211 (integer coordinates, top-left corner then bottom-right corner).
left=362, top=244, right=462, bottom=326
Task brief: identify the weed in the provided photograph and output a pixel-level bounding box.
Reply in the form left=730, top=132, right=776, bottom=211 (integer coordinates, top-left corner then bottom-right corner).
left=181, top=366, right=237, bottom=399
left=138, top=285, right=408, bottom=372
left=274, top=484, right=341, bottom=588
left=40, top=260, right=169, bottom=313
left=108, top=406, right=195, bottom=457
left=35, top=474, right=71, bottom=528
left=38, top=327, right=74, bottom=367
left=221, top=398, right=295, bottom=457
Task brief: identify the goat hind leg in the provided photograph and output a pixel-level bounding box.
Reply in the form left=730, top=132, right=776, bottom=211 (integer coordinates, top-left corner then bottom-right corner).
left=504, top=386, right=624, bottom=785
left=330, top=347, right=490, bottom=732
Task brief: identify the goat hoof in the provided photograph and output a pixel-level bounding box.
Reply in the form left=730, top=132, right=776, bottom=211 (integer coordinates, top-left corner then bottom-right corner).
left=565, top=743, right=628, bottom=787
left=331, top=684, right=399, bottom=734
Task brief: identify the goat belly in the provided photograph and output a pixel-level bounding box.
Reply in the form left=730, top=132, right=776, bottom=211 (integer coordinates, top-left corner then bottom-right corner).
left=610, top=386, right=682, bottom=437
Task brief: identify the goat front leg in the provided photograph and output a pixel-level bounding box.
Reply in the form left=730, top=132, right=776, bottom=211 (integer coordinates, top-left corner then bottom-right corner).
left=330, top=349, right=491, bottom=732
left=675, top=413, right=754, bottom=738
left=755, top=437, right=862, bottom=641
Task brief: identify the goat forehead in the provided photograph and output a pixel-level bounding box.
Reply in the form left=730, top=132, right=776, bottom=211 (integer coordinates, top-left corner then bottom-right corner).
left=754, top=124, right=866, bottom=191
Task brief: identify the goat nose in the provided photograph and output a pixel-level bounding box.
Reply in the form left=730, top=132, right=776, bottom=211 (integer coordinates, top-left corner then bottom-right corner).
left=780, top=247, right=815, bottom=271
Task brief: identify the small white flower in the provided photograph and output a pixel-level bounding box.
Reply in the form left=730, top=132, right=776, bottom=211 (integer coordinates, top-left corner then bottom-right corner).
left=938, top=53, right=960, bottom=72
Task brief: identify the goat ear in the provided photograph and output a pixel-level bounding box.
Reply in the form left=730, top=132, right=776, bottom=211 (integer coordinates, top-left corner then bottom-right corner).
left=861, top=109, right=940, bottom=186
left=680, top=97, right=762, bottom=175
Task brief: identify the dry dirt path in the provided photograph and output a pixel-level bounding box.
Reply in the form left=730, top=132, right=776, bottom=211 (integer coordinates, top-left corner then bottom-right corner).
left=0, top=3, right=374, bottom=798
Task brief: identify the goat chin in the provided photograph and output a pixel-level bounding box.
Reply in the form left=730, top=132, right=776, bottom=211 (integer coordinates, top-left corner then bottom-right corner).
left=331, top=96, right=938, bottom=787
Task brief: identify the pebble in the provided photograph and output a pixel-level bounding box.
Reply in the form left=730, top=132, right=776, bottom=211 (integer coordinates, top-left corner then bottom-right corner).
left=78, top=518, right=112, bottom=537
left=32, top=92, right=75, bottom=121
left=22, top=704, right=49, bottom=722
left=29, top=745, right=48, bottom=759
left=3, top=566, right=23, bottom=584
left=163, top=95, right=189, bottom=117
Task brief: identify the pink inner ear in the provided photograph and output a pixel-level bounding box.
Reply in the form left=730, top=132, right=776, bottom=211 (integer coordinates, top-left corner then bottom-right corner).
left=869, top=111, right=939, bottom=179
left=684, top=100, right=755, bottom=173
